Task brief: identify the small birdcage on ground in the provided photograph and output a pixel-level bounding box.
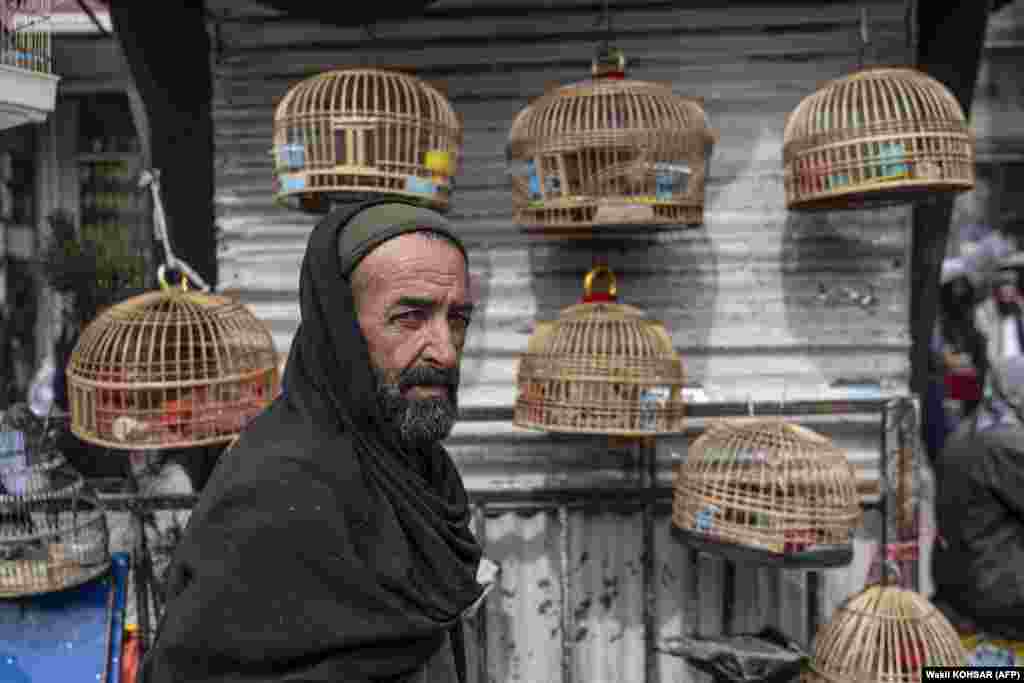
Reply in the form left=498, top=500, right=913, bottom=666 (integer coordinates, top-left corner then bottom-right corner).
left=0, top=429, right=109, bottom=598
left=0, top=0, right=59, bottom=130
left=66, top=271, right=280, bottom=450
left=802, top=585, right=967, bottom=683
left=514, top=266, right=686, bottom=436
left=783, top=67, right=974, bottom=211
left=507, top=47, right=716, bottom=230
left=673, top=418, right=860, bottom=568
left=272, top=67, right=462, bottom=214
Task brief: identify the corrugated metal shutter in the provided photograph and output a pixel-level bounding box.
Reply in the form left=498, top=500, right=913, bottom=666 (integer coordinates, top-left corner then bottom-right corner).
left=208, top=2, right=915, bottom=681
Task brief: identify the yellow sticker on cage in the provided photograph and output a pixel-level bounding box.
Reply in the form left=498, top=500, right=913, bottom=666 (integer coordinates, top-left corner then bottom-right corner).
left=425, top=150, right=453, bottom=176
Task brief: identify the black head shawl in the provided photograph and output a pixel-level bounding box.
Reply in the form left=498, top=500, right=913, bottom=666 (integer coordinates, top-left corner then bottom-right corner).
left=140, top=199, right=484, bottom=683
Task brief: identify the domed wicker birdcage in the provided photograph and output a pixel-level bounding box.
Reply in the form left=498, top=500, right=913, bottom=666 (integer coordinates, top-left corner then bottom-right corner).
left=673, top=418, right=861, bottom=568
left=507, top=48, right=716, bottom=230
left=272, top=67, right=462, bottom=214
left=803, top=585, right=967, bottom=683
left=0, top=429, right=108, bottom=598
left=514, top=266, right=686, bottom=436
left=66, top=277, right=279, bottom=450
left=783, top=67, right=974, bottom=210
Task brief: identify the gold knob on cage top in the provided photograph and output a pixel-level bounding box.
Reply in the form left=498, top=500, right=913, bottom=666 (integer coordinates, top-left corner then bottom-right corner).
left=584, top=266, right=618, bottom=300
left=158, top=264, right=189, bottom=293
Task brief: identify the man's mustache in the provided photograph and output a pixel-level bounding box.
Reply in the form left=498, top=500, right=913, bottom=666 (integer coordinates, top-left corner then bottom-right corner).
left=397, top=365, right=460, bottom=395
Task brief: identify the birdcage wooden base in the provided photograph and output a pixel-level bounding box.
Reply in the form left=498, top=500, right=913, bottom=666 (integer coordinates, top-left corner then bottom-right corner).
left=802, top=585, right=968, bottom=683
left=70, top=368, right=277, bottom=451
left=274, top=171, right=451, bottom=214
left=515, top=398, right=685, bottom=436
left=670, top=526, right=853, bottom=569
left=786, top=177, right=974, bottom=211
left=514, top=199, right=703, bottom=229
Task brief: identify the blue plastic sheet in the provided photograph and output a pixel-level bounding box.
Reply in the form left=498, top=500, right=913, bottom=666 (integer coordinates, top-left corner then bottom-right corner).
left=0, top=553, right=129, bottom=683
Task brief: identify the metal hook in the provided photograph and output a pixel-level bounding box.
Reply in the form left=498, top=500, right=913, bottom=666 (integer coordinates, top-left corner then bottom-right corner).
left=747, top=395, right=755, bottom=417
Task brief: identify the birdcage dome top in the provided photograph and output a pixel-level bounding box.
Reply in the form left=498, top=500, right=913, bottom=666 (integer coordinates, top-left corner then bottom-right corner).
left=783, top=67, right=968, bottom=158
left=524, top=267, right=679, bottom=364
left=685, top=418, right=854, bottom=468
left=68, top=289, right=278, bottom=386
left=274, top=68, right=460, bottom=132
left=509, top=79, right=713, bottom=156
left=806, top=585, right=967, bottom=682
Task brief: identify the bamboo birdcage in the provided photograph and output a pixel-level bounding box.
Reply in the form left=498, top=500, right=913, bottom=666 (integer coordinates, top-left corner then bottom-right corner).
left=0, top=430, right=109, bottom=598
left=507, top=49, right=716, bottom=230
left=514, top=266, right=686, bottom=436
left=272, top=67, right=462, bottom=214
left=783, top=67, right=975, bottom=210
left=803, top=585, right=967, bottom=683
left=673, top=419, right=861, bottom=567
left=66, top=278, right=279, bottom=450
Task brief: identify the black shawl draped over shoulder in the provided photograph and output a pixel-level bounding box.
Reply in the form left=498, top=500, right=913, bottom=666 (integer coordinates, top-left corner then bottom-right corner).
left=139, top=200, right=484, bottom=683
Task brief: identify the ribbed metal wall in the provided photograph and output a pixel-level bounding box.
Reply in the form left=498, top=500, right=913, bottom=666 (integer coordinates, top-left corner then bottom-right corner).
left=207, top=2, right=915, bottom=681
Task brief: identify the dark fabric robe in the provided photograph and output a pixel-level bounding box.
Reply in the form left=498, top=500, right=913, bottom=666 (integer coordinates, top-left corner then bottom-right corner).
left=932, top=401, right=1024, bottom=641
left=139, top=199, right=484, bottom=682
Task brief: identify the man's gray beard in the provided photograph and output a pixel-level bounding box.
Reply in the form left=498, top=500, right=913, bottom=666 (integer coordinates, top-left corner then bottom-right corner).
left=373, top=367, right=459, bottom=448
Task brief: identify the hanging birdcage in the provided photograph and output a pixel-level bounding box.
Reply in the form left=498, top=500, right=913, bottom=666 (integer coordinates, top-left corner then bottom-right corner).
left=783, top=67, right=974, bottom=210
left=271, top=67, right=462, bottom=214
left=514, top=266, right=686, bottom=436
left=507, top=47, right=716, bottom=230
left=65, top=274, right=280, bottom=450
left=673, top=418, right=861, bottom=568
left=0, top=0, right=59, bottom=130
left=803, top=585, right=967, bottom=683
left=0, top=429, right=108, bottom=598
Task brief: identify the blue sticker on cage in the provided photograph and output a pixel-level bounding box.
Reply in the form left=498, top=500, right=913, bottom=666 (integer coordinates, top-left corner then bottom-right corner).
left=527, top=161, right=541, bottom=200
left=654, top=163, right=690, bottom=200
left=278, top=143, right=305, bottom=170
left=694, top=504, right=720, bottom=533
left=280, top=175, right=306, bottom=192
left=406, top=175, right=436, bottom=195
left=639, top=386, right=670, bottom=430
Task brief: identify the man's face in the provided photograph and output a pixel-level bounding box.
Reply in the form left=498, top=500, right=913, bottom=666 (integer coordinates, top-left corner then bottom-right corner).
left=352, top=233, right=472, bottom=448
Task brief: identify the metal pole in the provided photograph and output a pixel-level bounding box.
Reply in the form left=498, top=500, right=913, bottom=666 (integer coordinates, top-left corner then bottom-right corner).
left=641, top=437, right=656, bottom=683
left=558, top=503, right=572, bottom=683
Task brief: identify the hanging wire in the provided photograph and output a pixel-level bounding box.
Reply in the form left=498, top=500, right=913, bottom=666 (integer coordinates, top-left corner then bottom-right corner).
left=73, top=0, right=109, bottom=37
left=857, top=5, right=871, bottom=71
left=138, top=169, right=212, bottom=293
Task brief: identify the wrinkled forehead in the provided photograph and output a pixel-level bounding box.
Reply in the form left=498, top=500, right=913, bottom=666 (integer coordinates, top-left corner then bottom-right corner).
left=353, top=232, right=471, bottom=301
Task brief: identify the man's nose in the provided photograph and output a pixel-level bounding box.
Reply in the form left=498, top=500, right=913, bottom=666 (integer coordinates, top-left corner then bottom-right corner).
left=423, top=316, right=458, bottom=368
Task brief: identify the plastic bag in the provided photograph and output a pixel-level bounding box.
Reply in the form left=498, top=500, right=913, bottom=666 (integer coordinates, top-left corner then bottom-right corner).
left=660, top=627, right=809, bottom=683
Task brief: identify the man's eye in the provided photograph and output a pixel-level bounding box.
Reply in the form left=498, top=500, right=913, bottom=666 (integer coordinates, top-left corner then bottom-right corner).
left=395, top=310, right=429, bottom=323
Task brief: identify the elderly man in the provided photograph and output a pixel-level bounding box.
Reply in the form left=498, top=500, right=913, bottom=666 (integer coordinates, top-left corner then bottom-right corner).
left=140, top=200, right=489, bottom=682
left=931, top=356, right=1024, bottom=644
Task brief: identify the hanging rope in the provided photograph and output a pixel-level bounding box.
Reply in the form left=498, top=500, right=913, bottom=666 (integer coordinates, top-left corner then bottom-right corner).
left=138, top=169, right=212, bottom=293
left=858, top=5, right=871, bottom=71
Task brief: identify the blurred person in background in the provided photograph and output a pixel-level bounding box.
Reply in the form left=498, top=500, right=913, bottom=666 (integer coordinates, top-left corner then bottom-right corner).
left=937, top=258, right=988, bottom=427
left=931, top=355, right=1024, bottom=644
left=977, top=253, right=1024, bottom=365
